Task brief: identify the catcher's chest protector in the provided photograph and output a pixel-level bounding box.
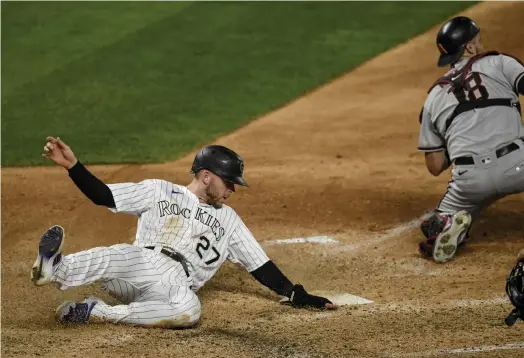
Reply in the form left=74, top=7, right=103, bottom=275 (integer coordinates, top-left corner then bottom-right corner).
left=428, top=51, right=521, bottom=131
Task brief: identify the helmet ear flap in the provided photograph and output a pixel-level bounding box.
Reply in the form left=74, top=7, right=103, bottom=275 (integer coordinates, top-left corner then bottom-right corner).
left=190, top=149, right=204, bottom=175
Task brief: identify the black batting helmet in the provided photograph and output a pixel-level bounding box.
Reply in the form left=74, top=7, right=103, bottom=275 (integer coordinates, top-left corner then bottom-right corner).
left=190, top=145, right=248, bottom=187
left=436, top=16, right=480, bottom=67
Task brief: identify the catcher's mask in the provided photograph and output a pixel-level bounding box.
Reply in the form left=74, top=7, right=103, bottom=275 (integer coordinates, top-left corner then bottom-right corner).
left=190, top=145, right=248, bottom=187
left=505, top=260, right=524, bottom=326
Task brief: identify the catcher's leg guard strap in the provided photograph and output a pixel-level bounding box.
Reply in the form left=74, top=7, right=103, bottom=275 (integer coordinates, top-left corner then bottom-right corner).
left=420, top=212, right=448, bottom=241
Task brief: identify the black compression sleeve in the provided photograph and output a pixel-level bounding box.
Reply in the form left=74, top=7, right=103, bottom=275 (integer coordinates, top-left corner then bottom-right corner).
left=250, top=260, right=294, bottom=297
left=68, top=161, right=116, bottom=208
left=518, top=75, right=524, bottom=95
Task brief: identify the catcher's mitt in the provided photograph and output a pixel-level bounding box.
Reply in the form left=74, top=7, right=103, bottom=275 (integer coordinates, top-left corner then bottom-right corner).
left=505, top=260, right=524, bottom=326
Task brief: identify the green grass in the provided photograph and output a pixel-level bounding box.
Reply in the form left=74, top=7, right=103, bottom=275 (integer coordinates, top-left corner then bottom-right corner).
left=1, top=1, right=192, bottom=97
left=1, top=1, right=475, bottom=167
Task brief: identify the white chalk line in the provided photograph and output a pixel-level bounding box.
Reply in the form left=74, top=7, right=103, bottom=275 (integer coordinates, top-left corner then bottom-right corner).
left=445, top=343, right=524, bottom=354
left=387, top=259, right=444, bottom=278
left=331, top=212, right=433, bottom=254
left=391, top=342, right=524, bottom=357
left=261, top=213, right=432, bottom=254
left=262, top=236, right=339, bottom=245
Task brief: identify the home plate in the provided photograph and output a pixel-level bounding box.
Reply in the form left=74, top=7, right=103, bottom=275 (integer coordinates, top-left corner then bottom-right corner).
left=318, top=292, right=374, bottom=306
left=281, top=292, right=374, bottom=306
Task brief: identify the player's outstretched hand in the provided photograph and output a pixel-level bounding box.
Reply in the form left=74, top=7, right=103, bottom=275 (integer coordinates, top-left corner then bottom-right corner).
left=42, top=136, right=78, bottom=169
left=282, top=284, right=339, bottom=310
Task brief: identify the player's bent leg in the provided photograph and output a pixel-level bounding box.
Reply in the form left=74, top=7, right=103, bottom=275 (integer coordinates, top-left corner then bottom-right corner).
left=419, top=170, right=498, bottom=261
left=52, top=244, right=155, bottom=290
left=55, top=286, right=201, bottom=329
left=31, top=225, right=154, bottom=289
left=100, top=278, right=142, bottom=304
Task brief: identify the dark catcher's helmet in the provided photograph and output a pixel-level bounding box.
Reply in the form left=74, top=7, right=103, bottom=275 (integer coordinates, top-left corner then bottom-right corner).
left=190, top=145, right=248, bottom=187
left=436, top=16, right=480, bottom=67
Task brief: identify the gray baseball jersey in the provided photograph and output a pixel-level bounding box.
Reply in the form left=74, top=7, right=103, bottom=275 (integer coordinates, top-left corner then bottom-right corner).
left=419, top=54, right=524, bottom=159
left=418, top=53, right=524, bottom=219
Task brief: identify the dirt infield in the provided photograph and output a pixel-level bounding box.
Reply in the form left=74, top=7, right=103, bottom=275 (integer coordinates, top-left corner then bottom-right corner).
left=2, top=2, right=523, bottom=357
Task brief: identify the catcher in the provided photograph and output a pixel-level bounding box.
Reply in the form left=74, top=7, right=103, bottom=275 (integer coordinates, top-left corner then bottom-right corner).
left=34, top=137, right=337, bottom=328
left=417, top=16, right=524, bottom=263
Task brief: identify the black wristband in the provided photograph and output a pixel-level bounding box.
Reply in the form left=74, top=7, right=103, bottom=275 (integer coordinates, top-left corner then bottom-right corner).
left=68, top=161, right=115, bottom=207
left=250, top=260, right=294, bottom=297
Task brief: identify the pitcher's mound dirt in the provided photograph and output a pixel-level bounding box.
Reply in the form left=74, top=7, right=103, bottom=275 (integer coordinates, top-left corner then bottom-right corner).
left=2, top=2, right=523, bottom=357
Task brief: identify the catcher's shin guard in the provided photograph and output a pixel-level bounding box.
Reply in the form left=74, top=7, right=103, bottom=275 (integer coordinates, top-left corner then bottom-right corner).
left=420, top=212, right=448, bottom=241
left=419, top=212, right=448, bottom=258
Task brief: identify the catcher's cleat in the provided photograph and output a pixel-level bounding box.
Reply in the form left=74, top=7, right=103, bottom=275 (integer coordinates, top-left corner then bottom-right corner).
left=31, top=225, right=65, bottom=286
left=419, top=212, right=448, bottom=259
left=55, top=300, right=98, bottom=324
left=432, top=210, right=471, bottom=263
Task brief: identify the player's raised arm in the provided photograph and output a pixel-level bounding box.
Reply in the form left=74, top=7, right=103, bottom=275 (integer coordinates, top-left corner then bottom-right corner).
left=42, top=136, right=115, bottom=207
left=227, top=219, right=338, bottom=310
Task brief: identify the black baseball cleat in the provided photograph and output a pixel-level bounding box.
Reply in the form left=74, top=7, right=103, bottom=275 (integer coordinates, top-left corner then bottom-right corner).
left=31, top=225, right=65, bottom=286
left=55, top=300, right=98, bottom=324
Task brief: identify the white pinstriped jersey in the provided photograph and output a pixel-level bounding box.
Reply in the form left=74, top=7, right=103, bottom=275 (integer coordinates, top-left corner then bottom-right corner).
left=419, top=54, right=524, bottom=159
left=107, top=180, right=269, bottom=291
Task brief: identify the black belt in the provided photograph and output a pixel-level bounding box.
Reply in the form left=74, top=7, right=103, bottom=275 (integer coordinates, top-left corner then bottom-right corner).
left=145, top=246, right=190, bottom=278
left=454, top=142, right=520, bottom=166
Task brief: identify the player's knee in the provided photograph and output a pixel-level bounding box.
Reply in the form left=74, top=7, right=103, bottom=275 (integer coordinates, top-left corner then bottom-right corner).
left=185, top=303, right=201, bottom=328
left=168, top=298, right=201, bottom=329
left=178, top=302, right=201, bottom=328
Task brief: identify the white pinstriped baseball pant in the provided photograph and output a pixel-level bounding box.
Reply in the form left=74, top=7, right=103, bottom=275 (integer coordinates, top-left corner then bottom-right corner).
left=52, top=244, right=201, bottom=328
